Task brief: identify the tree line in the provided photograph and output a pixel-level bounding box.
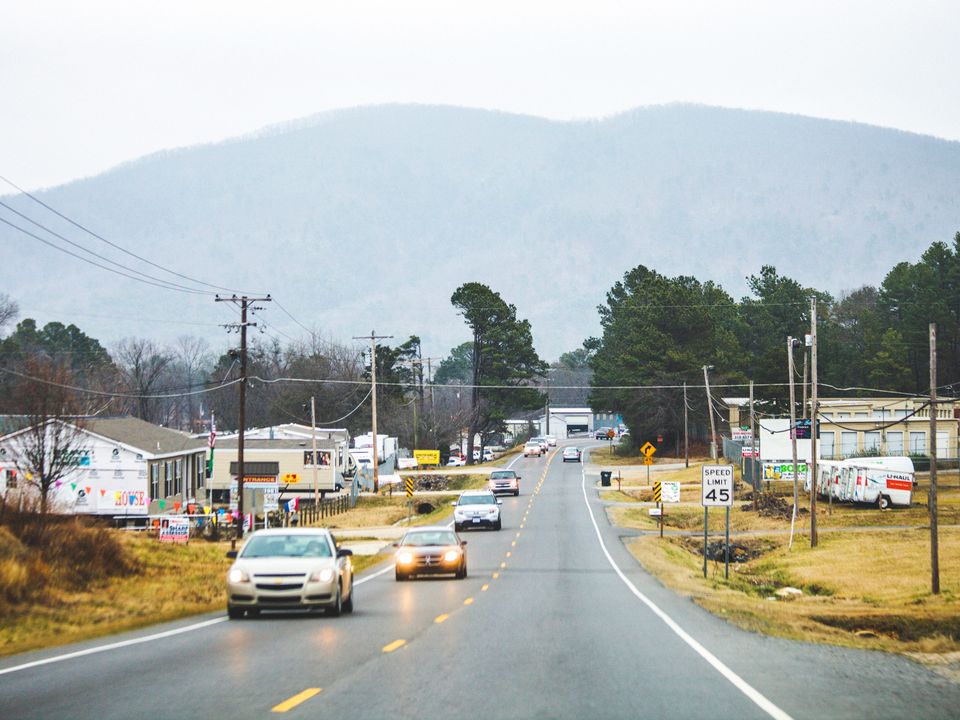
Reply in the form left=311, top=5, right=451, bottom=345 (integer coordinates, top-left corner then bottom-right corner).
left=589, top=232, right=960, bottom=453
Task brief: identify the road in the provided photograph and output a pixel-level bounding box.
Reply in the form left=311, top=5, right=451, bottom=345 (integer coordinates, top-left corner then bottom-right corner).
left=2, top=444, right=959, bottom=719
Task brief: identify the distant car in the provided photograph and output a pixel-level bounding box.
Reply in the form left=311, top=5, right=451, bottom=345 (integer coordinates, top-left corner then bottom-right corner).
left=394, top=526, right=467, bottom=580
left=543, top=435, right=557, bottom=447
left=453, top=490, right=503, bottom=531
left=488, top=469, right=521, bottom=496
left=595, top=427, right=614, bottom=440
left=523, top=441, right=543, bottom=457
left=531, top=437, right=550, bottom=453
left=482, top=448, right=495, bottom=462
left=562, top=446, right=581, bottom=463
left=225, top=528, right=354, bottom=619
left=447, top=456, right=466, bottom=467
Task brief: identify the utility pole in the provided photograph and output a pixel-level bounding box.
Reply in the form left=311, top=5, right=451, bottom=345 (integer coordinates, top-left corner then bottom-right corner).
left=703, top=365, right=716, bottom=460
left=545, top=396, right=550, bottom=436
left=749, top=379, right=756, bottom=509
left=787, top=336, right=799, bottom=547
left=354, top=331, right=393, bottom=492
left=810, top=299, right=819, bottom=547
left=216, top=294, right=271, bottom=547
left=801, top=351, right=808, bottom=419
left=683, top=382, right=689, bottom=469
left=930, top=323, right=940, bottom=594
left=310, top=396, right=319, bottom=506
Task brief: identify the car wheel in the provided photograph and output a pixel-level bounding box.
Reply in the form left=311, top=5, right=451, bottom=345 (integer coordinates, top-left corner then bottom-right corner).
left=328, top=584, right=343, bottom=617
left=514, top=490, right=520, bottom=497
left=494, top=519, right=502, bottom=530
left=227, top=605, right=244, bottom=620
left=395, top=569, right=407, bottom=581
left=342, top=581, right=354, bottom=613
left=457, top=563, right=467, bottom=579
left=454, top=523, right=462, bottom=532
left=878, top=494, right=891, bottom=510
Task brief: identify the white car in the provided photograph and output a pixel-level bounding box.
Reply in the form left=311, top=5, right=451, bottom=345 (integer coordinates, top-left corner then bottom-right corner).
left=447, top=455, right=466, bottom=467
left=544, top=435, right=557, bottom=447
left=225, top=528, right=354, bottom=618
left=523, top=441, right=543, bottom=457
left=452, top=490, right=503, bottom=531
left=531, top=437, right=550, bottom=453
left=562, top=446, right=582, bottom=463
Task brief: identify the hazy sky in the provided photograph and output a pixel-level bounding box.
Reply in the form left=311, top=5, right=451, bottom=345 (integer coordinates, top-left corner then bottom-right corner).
left=3, top=0, right=958, bottom=190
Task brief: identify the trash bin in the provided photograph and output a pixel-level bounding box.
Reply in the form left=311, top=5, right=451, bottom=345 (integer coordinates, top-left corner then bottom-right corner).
left=600, top=471, right=612, bottom=487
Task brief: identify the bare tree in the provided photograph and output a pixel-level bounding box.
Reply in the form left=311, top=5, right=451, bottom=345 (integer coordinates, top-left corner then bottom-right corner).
left=0, top=293, right=18, bottom=337
left=114, top=338, right=174, bottom=423
left=4, top=357, right=87, bottom=517
left=168, top=336, right=213, bottom=431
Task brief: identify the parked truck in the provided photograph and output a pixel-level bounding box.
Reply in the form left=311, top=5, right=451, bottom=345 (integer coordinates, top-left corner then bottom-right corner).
left=806, top=456, right=915, bottom=509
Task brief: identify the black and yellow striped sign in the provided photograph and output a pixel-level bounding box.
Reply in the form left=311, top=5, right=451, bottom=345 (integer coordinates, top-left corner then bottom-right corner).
left=405, top=478, right=414, bottom=497
left=653, top=481, right=662, bottom=503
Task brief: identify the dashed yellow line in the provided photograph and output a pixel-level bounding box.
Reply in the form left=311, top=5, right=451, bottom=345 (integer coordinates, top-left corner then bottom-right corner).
left=272, top=689, right=322, bottom=713
left=511, top=541, right=516, bottom=547
left=481, top=583, right=489, bottom=591
left=434, top=613, right=449, bottom=624
left=500, top=561, right=507, bottom=569
left=383, top=639, right=407, bottom=653
left=492, top=572, right=500, bottom=579
left=464, top=597, right=474, bottom=606
left=516, top=532, right=521, bottom=538
left=506, top=551, right=512, bottom=557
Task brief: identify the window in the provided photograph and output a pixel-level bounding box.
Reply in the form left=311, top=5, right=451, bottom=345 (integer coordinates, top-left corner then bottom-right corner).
left=150, top=464, right=160, bottom=500
left=937, top=431, right=950, bottom=454
left=820, top=412, right=833, bottom=419
left=840, top=432, right=858, bottom=456
left=864, top=432, right=881, bottom=452
left=195, top=455, right=204, bottom=493
left=909, top=432, right=926, bottom=454
left=819, top=432, right=835, bottom=459
left=855, top=412, right=868, bottom=419
left=894, top=409, right=908, bottom=418
left=886, top=432, right=904, bottom=454
left=174, top=459, right=183, bottom=496
left=164, top=461, right=173, bottom=497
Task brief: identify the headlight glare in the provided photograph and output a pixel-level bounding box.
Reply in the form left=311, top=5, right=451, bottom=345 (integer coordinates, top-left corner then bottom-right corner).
left=228, top=568, right=249, bottom=584
left=310, top=568, right=335, bottom=583
left=397, top=551, right=414, bottom=565
left=443, top=550, right=460, bottom=563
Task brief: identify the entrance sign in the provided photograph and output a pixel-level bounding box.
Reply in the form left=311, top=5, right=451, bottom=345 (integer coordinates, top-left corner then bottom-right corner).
left=413, top=450, right=440, bottom=466
left=701, top=465, right=734, bottom=507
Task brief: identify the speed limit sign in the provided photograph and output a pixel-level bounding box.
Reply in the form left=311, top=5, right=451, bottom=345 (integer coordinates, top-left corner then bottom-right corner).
left=701, top=465, right=734, bottom=507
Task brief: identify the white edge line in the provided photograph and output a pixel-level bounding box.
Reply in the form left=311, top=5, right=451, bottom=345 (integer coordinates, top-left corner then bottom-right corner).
left=0, top=616, right=227, bottom=677
left=4, top=511, right=462, bottom=676
left=580, top=455, right=793, bottom=720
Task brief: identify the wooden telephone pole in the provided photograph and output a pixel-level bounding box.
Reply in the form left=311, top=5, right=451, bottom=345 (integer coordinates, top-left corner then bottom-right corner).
left=930, top=323, right=940, bottom=594
left=216, top=294, right=271, bottom=546
left=354, top=331, right=393, bottom=492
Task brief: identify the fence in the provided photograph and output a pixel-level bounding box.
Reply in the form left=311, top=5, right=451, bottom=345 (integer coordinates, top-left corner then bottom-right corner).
left=295, top=494, right=350, bottom=526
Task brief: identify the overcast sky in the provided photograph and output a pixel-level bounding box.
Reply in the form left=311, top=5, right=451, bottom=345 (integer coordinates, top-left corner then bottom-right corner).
left=3, top=0, right=958, bottom=190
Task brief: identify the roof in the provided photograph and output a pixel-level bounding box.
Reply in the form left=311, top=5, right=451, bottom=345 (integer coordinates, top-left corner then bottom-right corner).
left=85, top=417, right=206, bottom=456
left=217, top=438, right=337, bottom=450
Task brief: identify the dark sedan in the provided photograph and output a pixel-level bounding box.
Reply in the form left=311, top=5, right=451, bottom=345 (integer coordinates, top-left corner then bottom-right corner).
left=394, top=526, right=467, bottom=581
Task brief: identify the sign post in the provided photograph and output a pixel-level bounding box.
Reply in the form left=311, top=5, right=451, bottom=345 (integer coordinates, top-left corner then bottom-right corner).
left=653, top=481, right=663, bottom=537
left=405, top=477, right=414, bottom=524
left=640, top=441, right=657, bottom=486
left=701, top=465, right=734, bottom=579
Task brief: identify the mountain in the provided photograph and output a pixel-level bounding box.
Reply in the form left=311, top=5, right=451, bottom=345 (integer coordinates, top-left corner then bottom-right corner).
left=3, top=103, right=960, bottom=360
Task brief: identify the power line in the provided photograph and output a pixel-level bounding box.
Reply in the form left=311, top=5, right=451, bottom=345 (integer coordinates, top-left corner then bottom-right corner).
left=0, top=174, right=264, bottom=296
left=0, top=366, right=242, bottom=399
left=0, top=216, right=212, bottom=295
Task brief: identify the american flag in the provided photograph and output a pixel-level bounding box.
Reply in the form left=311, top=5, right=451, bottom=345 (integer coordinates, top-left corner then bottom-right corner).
left=208, top=422, right=216, bottom=448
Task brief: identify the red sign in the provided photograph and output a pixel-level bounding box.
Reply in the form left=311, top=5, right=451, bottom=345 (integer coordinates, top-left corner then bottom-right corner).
left=886, top=478, right=912, bottom=492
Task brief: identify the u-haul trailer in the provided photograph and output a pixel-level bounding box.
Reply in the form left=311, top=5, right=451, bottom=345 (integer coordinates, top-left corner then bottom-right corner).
left=806, top=456, right=915, bottom=509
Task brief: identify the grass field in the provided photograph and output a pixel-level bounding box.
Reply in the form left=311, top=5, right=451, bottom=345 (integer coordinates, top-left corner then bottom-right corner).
left=627, top=528, right=960, bottom=656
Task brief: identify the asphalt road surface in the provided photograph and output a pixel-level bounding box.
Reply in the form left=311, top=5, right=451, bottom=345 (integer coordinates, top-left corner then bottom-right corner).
left=3, top=444, right=960, bottom=719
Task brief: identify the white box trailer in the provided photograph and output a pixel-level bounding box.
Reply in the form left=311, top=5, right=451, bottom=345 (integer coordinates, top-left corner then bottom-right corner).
left=806, top=456, right=915, bottom=509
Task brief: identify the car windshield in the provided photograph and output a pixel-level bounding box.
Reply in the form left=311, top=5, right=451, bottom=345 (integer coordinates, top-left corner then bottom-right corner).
left=490, top=471, right=515, bottom=479
left=402, top=531, right=459, bottom=546
left=241, top=534, right=333, bottom=558
left=459, top=494, right=496, bottom=505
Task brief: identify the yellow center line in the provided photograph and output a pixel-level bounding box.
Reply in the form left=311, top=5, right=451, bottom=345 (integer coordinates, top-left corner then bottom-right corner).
left=383, top=639, right=407, bottom=653
left=506, top=551, right=512, bottom=557
left=272, top=688, right=322, bottom=713
left=511, top=541, right=516, bottom=547
left=516, top=532, right=521, bottom=538
left=520, top=523, right=524, bottom=528
left=464, top=597, right=474, bottom=605
left=500, top=561, right=507, bottom=568
left=492, top=572, right=500, bottom=579
left=434, top=613, right=449, bottom=624
left=481, top=583, right=489, bottom=591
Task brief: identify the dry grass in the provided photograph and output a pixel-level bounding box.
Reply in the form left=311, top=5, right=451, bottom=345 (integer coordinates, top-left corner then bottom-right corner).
left=323, top=494, right=456, bottom=529
left=0, top=532, right=231, bottom=657
left=626, top=527, right=960, bottom=655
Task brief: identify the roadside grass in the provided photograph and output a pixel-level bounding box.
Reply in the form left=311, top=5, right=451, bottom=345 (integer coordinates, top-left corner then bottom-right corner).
left=323, top=494, right=457, bottom=529
left=0, top=533, right=231, bottom=658
left=626, top=528, right=960, bottom=655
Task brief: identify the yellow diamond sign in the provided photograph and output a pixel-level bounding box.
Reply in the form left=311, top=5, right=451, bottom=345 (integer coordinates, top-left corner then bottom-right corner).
left=640, top=442, right=657, bottom=458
